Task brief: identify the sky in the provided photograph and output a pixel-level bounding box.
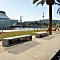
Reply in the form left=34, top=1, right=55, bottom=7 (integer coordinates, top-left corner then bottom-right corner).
left=0, top=0, right=60, bottom=22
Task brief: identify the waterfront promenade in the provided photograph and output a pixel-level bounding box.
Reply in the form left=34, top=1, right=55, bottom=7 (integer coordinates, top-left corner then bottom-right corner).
left=0, top=31, right=60, bottom=60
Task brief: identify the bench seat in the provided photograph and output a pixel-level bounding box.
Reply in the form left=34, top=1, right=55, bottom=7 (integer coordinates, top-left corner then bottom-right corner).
left=2, top=35, right=32, bottom=47
left=35, top=32, right=49, bottom=38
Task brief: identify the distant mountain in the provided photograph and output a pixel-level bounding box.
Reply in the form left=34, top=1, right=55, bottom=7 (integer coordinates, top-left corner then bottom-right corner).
left=39, top=19, right=60, bottom=24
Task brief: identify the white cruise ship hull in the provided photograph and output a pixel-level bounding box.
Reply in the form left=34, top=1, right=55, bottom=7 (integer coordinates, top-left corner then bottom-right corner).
left=0, top=20, right=18, bottom=28
left=0, top=11, right=18, bottom=29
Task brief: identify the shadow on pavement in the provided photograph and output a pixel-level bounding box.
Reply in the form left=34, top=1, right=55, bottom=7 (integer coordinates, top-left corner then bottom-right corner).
left=41, top=35, right=55, bottom=40
left=4, top=41, right=40, bottom=54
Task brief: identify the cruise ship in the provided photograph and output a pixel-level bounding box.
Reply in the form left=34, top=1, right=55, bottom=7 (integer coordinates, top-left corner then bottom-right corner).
left=0, top=11, right=18, bottom=29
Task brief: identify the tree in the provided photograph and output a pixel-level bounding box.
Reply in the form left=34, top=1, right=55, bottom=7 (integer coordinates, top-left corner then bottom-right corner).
left=33, top=0, right=60, bottom=35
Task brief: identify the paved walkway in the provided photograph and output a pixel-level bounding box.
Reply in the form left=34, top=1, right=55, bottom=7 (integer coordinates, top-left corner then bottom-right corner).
left=0, top=31, right=60, bottom=60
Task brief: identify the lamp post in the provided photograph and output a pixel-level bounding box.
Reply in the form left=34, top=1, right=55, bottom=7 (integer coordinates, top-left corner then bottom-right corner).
left=20, top=16, right=24, bottom=30
left=42, top=12, right=44, bottom=29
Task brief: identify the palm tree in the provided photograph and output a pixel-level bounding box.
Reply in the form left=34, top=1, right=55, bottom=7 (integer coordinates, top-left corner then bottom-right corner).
left=33, top=0, right=60, bottom=35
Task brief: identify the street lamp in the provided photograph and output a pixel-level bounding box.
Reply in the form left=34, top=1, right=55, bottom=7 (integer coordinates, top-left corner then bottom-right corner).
left=20, top=16, right=24, bottom=30
left=42, top=12, right=44, bottom=29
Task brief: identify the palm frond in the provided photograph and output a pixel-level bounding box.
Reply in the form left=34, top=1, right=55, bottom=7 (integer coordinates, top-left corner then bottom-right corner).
left=57, top=8, right=60, bottom=14
left=57, top=7, right=60, bottom=15
left=36, top=1, right=41, bottom=6
left=54, top=1, right=60, bottom=5
left=57, top=0, right=60, bottom=3
left=36, top=0, right=45, bottom=6
left=41, top=0, right=45, bottom=6
left=33, top=0, right=39, bottom=4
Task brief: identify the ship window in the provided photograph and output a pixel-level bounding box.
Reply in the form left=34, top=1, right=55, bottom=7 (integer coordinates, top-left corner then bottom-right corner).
left=0, top=18, right=9, bottom=20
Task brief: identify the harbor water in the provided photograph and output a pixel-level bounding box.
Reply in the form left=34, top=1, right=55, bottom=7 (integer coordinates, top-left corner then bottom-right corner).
left=0, top=27, right=47, bottom=32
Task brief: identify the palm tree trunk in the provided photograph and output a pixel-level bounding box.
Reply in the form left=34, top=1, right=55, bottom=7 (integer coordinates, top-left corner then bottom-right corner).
left=48, top=5, right=52, bottom=35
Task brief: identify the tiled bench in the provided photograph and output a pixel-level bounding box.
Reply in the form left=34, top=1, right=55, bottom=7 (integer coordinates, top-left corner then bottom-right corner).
left=35, top=32, right=49, bottom=38
left=2, top=35, right=32, bottom=47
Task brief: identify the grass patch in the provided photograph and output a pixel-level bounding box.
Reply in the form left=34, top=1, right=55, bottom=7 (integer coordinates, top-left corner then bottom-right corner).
left=0, top=30, right=45, bottom=41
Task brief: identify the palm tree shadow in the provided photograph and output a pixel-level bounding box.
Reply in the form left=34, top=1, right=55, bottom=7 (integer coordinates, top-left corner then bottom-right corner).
left=4, top=41, right=40, bottom=54
left=41, top=35, right=55, bottom=40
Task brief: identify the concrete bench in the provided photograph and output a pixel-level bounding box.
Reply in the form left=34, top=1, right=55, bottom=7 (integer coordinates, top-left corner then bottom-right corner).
left=2, top=35, right=32, bottom=47
left=35, top=32, right=49, bottom=38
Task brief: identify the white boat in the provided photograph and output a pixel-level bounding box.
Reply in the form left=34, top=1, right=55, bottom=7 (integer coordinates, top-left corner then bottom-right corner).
left=0, top=11, right=18, bottom=28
